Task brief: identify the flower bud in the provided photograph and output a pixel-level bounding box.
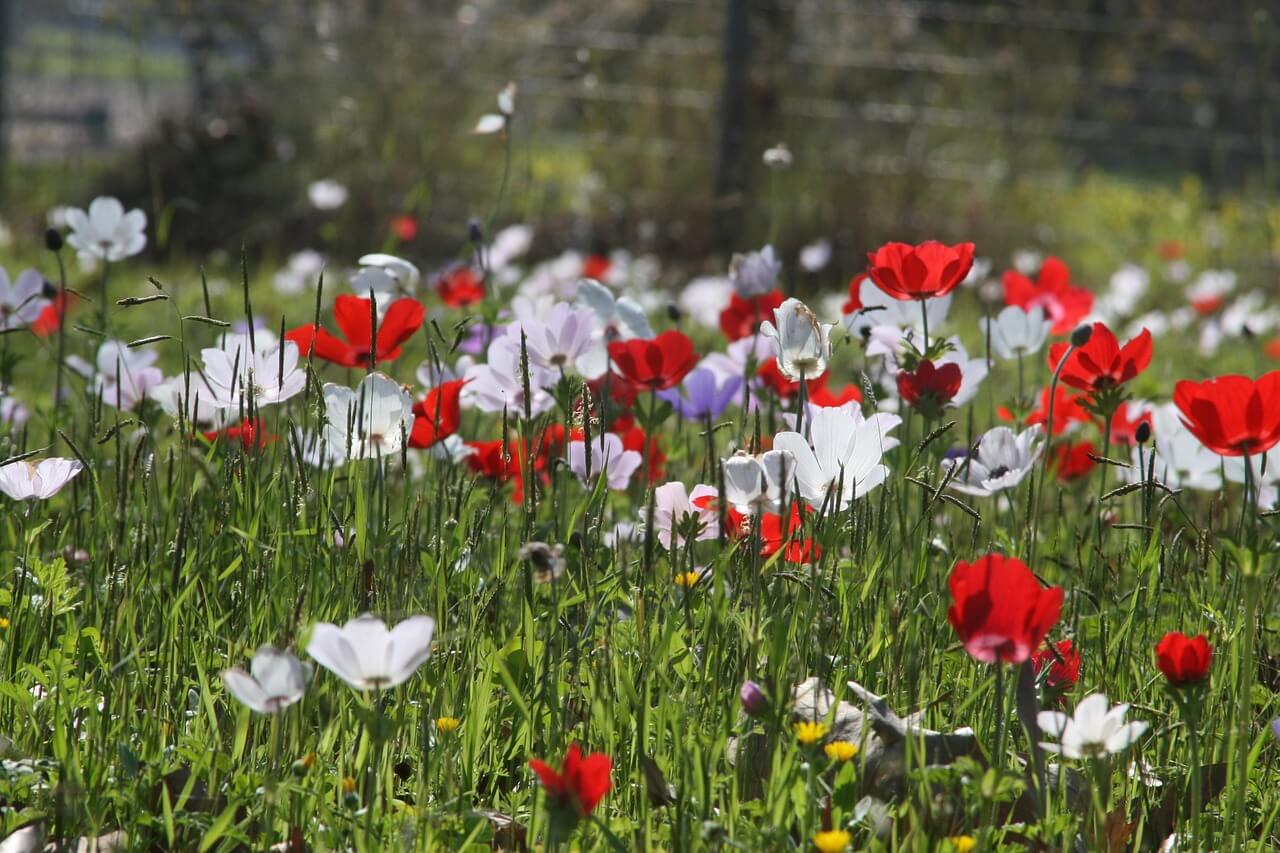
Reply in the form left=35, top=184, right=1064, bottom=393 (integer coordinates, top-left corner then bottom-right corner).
left=467, top=218, right=485, bottom=245
left=1070, top=324, right=1093, bottom=347
left=739, top=680, right=767, bottom=717
left=1135, top=421, right=1152, bottom=444
left=44, top=228, right=63, bottom=252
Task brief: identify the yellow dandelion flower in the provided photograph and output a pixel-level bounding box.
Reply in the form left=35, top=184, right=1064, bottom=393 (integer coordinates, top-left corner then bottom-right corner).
left=793, top=720, right=828, bottom=745
left=674, top=571, right=701, bottom=588
left=341, top=776, right=357, bottom=794
left=436, top=716, right=461, bottom=733
left=0, top=617, right=8, bottom=630
left=948, top=836, right=977, bottom=853
left=823, top=740, right=859, bottom=762
left=812, top=829, right=851, bottom=852
left=299, top=753, right=316, bottom=770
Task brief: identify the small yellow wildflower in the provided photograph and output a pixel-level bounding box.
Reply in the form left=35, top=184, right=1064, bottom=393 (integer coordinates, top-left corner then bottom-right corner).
left=674, top=571, right=701, bottom=588
left=299, top=753, right=315, bottom=769
left=823, top=740, right=859, bottom=762
left=948, top=836, right=977, bottom=853
left=341, top=776, right=357, bottom=794
left=0, top=617, right=9, bottom=630
left=436, top=716, right=461, bottom=733
left=793, top=720, right=828, bottom=745
left=812, top=829, right=851, bottom=852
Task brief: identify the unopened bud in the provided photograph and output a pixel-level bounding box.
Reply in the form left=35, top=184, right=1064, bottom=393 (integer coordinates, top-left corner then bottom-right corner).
left=44, top=228, right=63, bottom=252
left=739, top=681, right=767, bottom=717
left=1135, top=421, right=1152, bottom=444
left=467, top=218, right=484, bottom=244
left=1070, top=324, right=1093, bottom=347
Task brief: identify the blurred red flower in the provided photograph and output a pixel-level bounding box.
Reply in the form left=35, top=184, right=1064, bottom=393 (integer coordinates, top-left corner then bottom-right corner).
left=1031, top=639, right=1081, bottom=690
left=436, top=266, right=485, bottom=308
left=1054, top=440, right=1097, bottom=482
left=529, top=743, right=612, bottom=817
left=947, top=554, right=1063, bottom=665
left=1173, top=372, right=1280, bottom=457
left=203, top=418, right=274, bottom=451
left=720, top=290, right=784, bottom=342
left=867, top=241, right=975, bottom=301
left=1003, top=257, right=1093, bottom=335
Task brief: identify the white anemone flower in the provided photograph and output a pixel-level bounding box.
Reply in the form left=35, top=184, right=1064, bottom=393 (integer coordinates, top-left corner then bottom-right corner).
left=652, top=482, right=720, bottom=549
left=0, top=458, right=83, bottom=501
left=1038, top=693, right=1148, bottom=759
left=221, top=646, right=312, bottom=713
left=65, top=196, right=147, bottom=262
left=306, top=614, right=436, bottom=691
left=568, top=433, right=642, bottom=490
left=980, top=305, right=1052, bottom=360
left=759, top=298, right=833, bottom=382
left=771, top=406, right=889, bottom=512
left=575, top=278, right=653, bottom=339
left=463, top=335, right=556, bottom=416
left=943, top=426, right=1043, bottom=497
left=721, top=449, right=796, bottom=513
left=0, top=267, right=49, bottom=330
left=76, top=340, right=164, bottom=411
left=677, top=276, right=733, bottom=329
left=201, top=334, right=306, bottom=411
left=273, top=250, right=325, bottom=296
left=844, top=276, right=953, bottom=342
left=323, top=372, right=415, bottom=461
left=517, top=301, right=599, bottom=373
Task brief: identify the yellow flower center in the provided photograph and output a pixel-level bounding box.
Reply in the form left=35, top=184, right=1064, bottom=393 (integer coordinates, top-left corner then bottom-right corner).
left=436, top=716, right=461, bottom=733
left=949, top=836, right=977, bottom=853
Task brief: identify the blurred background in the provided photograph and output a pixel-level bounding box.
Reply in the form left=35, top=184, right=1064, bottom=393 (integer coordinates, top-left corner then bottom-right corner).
left=2, top=0, right=1279, bottom=286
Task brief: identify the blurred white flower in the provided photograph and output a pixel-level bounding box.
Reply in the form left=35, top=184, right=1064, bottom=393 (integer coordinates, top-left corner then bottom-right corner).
left=463, top=334, right=555, bottom=416
left=0, top=458, right=83, bottom=501
left=306, top=614, right=436, bottom=691
left=759, top=298, right=832, bottom=381
left=323, top=372, right=415, bottom=461
left=487, top=224, right=534, bottom=271
left=517, top=301, right=598, bottom=373
left=798, top=239, right=832, bottom=273
left=678, top=276, right=733, bottom=329
left=721, top=449, right=795, bottom=513
left=308, top=179, right=348, bottom=210
left=1097, top=264, right=1149, bottom=319
left=0, top=267, right=49, bottom=330
left=65, top=196, right=147, bottom=262
left=221, top=646, right=312, bottom=713
left=943, top=426, right=1043, bottom=497
left=1038, top=693, right=1147, bottom=759
left=273, top=250, right=325, bottom=296
left=353, top=253, right=420, bottom=293
left=729, top=246, right=781, bottom=297
left=762, top=143, right=792, bottom=168
left=980, top=305, right=1051, bottom=360
left=71, top=340, right=163, bottom=411
left=474, top=82, right=516, bottom=134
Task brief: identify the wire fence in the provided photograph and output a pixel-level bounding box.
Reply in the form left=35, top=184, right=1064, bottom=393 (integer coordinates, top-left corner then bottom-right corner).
left=4, top=0, right=1278, bottom=260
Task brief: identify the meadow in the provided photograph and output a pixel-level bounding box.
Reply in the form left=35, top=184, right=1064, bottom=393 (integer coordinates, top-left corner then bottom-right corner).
left=1, top=133, right=1280, bottom=853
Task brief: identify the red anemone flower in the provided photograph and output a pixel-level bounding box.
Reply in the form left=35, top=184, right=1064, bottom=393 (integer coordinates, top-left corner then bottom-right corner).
left=390, top=213, right=419, bottom=242
left=31, top=290, right=76, bottom=337
left=582, top=253, right=613, bottom=281
left=1053, top=440, right=1096, bottom=482
left=1172, top=372, right=1280, bottom=457
left=409, top=379, right=466, bottom=449
left=608, top=330, right=699, bottom=391
left=1031, top=639, right=1081, bottom=690
left=947, top=554, right=1063, bottom=665
left=436, top=266, right=485, bottom=308
left=1003, top=257, right=1094, bottom=335
left=286, top=295, right=424, bottom=368
left=1154, top=631, right=1212, bottom=687
left=841, top=272, right=868, bottom=315
left=203, top=418, right=274, bottom=451
left=528, top=743, right=612, bottom=817
left=866, top=241, right=975, bottom=301
left=760, top=503, right=820, bottom=564
left=897, top=359, right=962, bottom=409
left=720, top=290, right=784, bottom=342
left=1047, top=323, right=1152, bottom=393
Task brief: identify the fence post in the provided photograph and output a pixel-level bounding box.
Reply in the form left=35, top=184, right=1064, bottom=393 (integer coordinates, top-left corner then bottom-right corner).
left=714, top=0, right=749, bottom=252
